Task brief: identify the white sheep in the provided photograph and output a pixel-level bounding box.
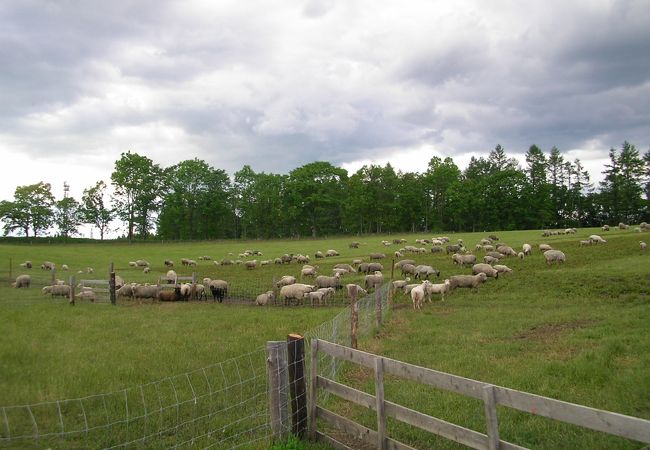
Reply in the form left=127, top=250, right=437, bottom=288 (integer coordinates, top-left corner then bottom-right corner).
left=345, top=284, right=367, bottom=299
left=61, top=264, right=69, bottom=271
left=364, top=271, right=384, bottom=291
left=448, top=273, right=488, bottom=290
left=315, top=274, right=342, bottom=290
left=11, top=274, right=31, bottom=288
left=472, top=263, right=499, bottom=279
left=276, top=275, right=296, bottom=288
left=640, top=241, right=647, bottom=251
left=539, top=244, right=553, bottom=252
left=579, top=240, right=592, bottom=246
left=143, top=267, right=150, bottom=274
left=493, top=264, right=513, bottom=274
left=76, top=290, right=96, bottom=302
left=129, top=261, right=137, bottom=267
left=411, top=280, right=432, bottom=310
left=279, top=283, right=315, bottom=306
left=517, top=252, right=525, bottom=259
left=325, top=249, right=339, bottom=257
left=424, top=279, right=451, bottom=302
left=391, top=278, right=411, bottom=292
left=304, top=290, right=327, bottom=306
left=589, top=234, right=607, bottom=244
left=544, top=250, right=566, bottom=265
left=255, top=290, right=275, bottom=306
left=300, top=266, right=318, bottom=278
left=452, top=253, right=476, bottom=267
left=244, top=260, right=258, bottom=270
left=522, top=244, right=532, bottom=256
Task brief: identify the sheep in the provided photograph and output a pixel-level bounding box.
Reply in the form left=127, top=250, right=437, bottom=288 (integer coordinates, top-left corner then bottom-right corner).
left=221, top=259, right=234, bottom=265
left=430, top=246, right=444, bottom=254
left=41, top=261, right=55, bottom=270
left=135, top=259, right=150, bottom=267
left=255, top=290, right=275, bottom=306
left=300, top=266, right=318, bottom=278
left=280, top=254, right=293, bottom=264
left=345, top=284, right=368, bottom=299
left=128, top=261, right=137, bottom=267
left=19, top=261, right=33, bottom=269
left=369, top=252, right=386, bottom=260
left=164, top=270, right=177, bottom=283
left=448, top=273, right=488, bottom=290
left=198, top=255, right=212, bottom=260
left=539, top=244, right=553, bottom=252
left=497, top=246, right=517, bottom=257
left=142, top=267, right=150, bottom=274
left=42, top=284, right=71, bottom=298
left=543, top=250, right=566, bottom=265
left=414, top=265, right=440, bottom=280
left=493, top=264, right=513, bottom=274
left=352, top=258, right=364, bottom=266
left=244, top=260, right=258, bottom=270
left=589, top=234, right=607, bottom=244
left=452, top=253, right=476, bottom=267
left=279, top=283, right=315, bottom=306
left=11, top=274, right=31, bottom=288
left=488, top=235, right=499, bottom=241
left=304, top=290, right=327, bottom=306
left=349, top=242, right=360, bottom=248
left=133, top=284, right=160, bottom=300
left=209, top=280, right=228, bottom=302
left=579, top=240, right=591, bottom=246
left=602, top=224, right=610, bottom=231
left=391, top=278, right=411, bottom=292
left=472, top=263, right=499, bottom=279
left=618, top=222, right=629, bottom=230
left=315, top=251, right=324, bottom=259
left=61, top=264, right=69, bottom=271
left=296, top=255, right=310, bottom=264
left=116, top=284, right=134, bottom=298
left=76, top=290, right=96, bottom=302
left=394, top=251, right=403, bottom=258
left=317, top=287, right=336, bottom=303
left=325, top=249, right=339, bottom=257
left=194, top=284, right=206, bottom=300
left=640, top=241, right=647, bottom=251
left=425, top=279, right=451, bottom=302
left=158, top=286, right=183, bottom=302
left=315, top=274, right=342, bottom=290
left=334, top=263, right=356, bottom=273
left=164, top=260, right=174, bottom=267
left=364, top=271, right=384, bottom=291
left=394, top=259, right=416, bottom=269
left=411, top=280, right=433, bottom=310
left=401, top=263, right=417, bottom=277
left=480, top=238, right=493, bottom=246
left=332, top=268, right=348, bottom=277
left=517, top=252, right=524, bottom=259
left=276, top=275, right=297, bottom=288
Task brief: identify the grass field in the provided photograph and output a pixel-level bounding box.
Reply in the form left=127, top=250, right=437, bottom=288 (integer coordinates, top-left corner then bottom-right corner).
left=1, top=227, right=649, bottom=448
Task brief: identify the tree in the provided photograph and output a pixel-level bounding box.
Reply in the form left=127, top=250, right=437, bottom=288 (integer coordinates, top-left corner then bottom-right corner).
left=0, top=182, right=55, bottom=237
left=600, top=142, right=645, bottom=224
left=523, top=145, right=552, bottom=228
left=80, top=181, right=114, bottom=240
left=111, top=151, right=163, bottom=240
left=55, top=196, right=82, bottom=237
left=423, top=156, right=461, bottom=231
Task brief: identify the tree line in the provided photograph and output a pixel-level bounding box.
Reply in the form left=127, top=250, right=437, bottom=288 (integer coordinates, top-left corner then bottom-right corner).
left=1, top=142, right=648, bottom=240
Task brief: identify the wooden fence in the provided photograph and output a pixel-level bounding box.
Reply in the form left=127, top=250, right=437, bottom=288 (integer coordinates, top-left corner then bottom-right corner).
left=308, top=339, right=650, bottom=450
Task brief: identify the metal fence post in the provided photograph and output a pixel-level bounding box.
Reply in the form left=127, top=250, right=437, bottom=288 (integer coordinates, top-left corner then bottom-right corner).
left=350, top=286, right=359, bottom=349
left=109, top=272, right=116, bottom=306
left=69, top=276, right=75, bottom=305
left=287, top=334, right=307, bottom=439
left=267, top=341, right=289, bottom=443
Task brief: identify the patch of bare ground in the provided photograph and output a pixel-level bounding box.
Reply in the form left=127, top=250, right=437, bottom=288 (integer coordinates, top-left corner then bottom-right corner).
left=513, top=319, right=596, bottom=342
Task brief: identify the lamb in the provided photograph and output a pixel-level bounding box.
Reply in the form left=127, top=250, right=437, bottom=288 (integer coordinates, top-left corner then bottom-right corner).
left=11, top=274, right=31, bottom=288
left=276, top=275, right=296, bottom=288
left=317, top=287, right=336, bottom=303
left=158, top=286, right=183, bottom=302
left=255, top=290, right=275, bottom=306
left=42, top=284, right=71, bottom=298
left=414, top=265, right=440, bottom=280
left=369, top=252, right=386, bottom=260
left=543, top=250, right=566, bottom=265
left=279, top=283, right=315, bottom=306
left=493, top=264, right=513, bottom=274
left=41, top=261, right=55, bottom=270
left=411, top=280, right=433, bottom=310
left=244, top=260, right=258, bottom=270
left=640, top=241, right=647, bottom=251
left=364, top=271, right=384, bottom=291
left=164, top=260, right=174, bottom=267
left=209, top=280, right=228, bottom=302
left=304, top=290, right=327, bottom=306
left=448, top=273, right=488, bottom=290
left=589, top=234, right=607, bottom=244
left=452, top=253, right=477, bottom=267
left=539, top=244, right=553, bottom=252
left=472, top=263, right=499, bottom=279
left=325, top=249, right=339, bottom=257
left=425, top=279, right=451, bottom=302
left=315, top=274, right=342, bottom=290
left=345, top=284, right=368, bottom=299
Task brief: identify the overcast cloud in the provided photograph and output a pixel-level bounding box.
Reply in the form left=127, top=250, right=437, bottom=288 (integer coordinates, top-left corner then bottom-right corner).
left=1, top=0, right=649, bottom=206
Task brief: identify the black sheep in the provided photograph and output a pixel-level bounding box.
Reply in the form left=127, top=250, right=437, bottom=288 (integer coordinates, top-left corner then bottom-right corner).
left=210, top=285, right=226, bottom=303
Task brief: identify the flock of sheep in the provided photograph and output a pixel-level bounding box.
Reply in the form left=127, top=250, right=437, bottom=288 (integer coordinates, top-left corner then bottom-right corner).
left=8, top=224, right=648, bottom=310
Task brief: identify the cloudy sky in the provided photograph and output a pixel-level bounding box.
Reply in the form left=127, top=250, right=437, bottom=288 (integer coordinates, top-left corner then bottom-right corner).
left=1, top=0, right=649, bottom=206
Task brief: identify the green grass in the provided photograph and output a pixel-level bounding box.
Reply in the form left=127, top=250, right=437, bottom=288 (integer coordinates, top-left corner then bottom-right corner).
left=1, top=227, right=649, bottom=449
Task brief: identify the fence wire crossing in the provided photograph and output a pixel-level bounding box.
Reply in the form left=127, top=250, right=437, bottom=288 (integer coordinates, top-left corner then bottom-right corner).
left=0, top=283, right=391, bottom=449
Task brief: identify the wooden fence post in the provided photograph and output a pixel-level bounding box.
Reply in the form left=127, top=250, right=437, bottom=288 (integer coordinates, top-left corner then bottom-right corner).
left=350, top=287, right=359, bottom=349
left=69, top=276, right=76, bottom=305
left=309, top=339, right=319, bottom=440
left=287, top=334, right=307, bottom=439
left=375, top=357, right=387, bottom=450
left=109, top=262, right=114, bottom=275
left=483, top=384, right=500, bottom=450
left=375, top=285, right=382, bottom=328
left=267, top=341, right=289, bottom=443
left=109, top=271, right=116, bottom=306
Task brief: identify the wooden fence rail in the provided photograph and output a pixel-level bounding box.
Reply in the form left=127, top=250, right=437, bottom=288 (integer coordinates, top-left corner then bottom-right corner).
left=309, top=339, right=650, bottom=450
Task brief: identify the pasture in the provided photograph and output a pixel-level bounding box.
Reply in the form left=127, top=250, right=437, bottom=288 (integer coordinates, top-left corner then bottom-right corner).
left=0, top=227, right=649, bottom=449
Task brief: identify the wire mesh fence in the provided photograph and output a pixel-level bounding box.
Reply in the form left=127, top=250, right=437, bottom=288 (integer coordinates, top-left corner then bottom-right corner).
left=0, top=283, right=392, bottom=449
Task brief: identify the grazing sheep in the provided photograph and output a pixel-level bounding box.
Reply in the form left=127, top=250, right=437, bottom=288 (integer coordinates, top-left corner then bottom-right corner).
left=602, top=224, right=610, bottom=231
left=480, top=239, right=493, bottom=246
left=332, top=268, right=348, bottom=277
left=116, top=284, right=134, bottom=299
left=280, top=254, right=293, bottom=264
left=128, top=261, right=137, bottom=267
left=296, top=255, right=310, bottom=264
left=589, top=234, right=607, bottom=244
left=391, top=278, right=411, bottom=292
left=452, top=253, right=477, bottom=267
left=158, top=286, right=183, bottom=302
left=11, top=274, right=31, bottom=288
left=41, top=261, right=55, bottom=270
left=446, top=244, right=462, bottom=254
left=414, top=265, right=440, bottom=280
left=448, top=273, right=488, bottom=290
left=401, top=263, right=417, bottom=277
left=349, top=242, right=360, bottom=248
left=325, top=249, right=339, bottom=257
left=276, top=275, right=297, bottom=288
left=193, top=284, right=206, bottom=300
left=425, top=279, right=451, bottom=302
left=198, top=255, right=212, bottom=261
left=543, top=250, right=566, bottom=265
left=221, top=259, right=234, bottom=265
left=411, top=280, right=433, bottom=310
left=42, top=284, right=71, bottom=298
left=315, top=274, right=342, bottom=290
left=300, top=266, right=318, bottom=278
left=496, top=246, right=517, bottom=257
left=579, top=240, right=591, bottom=246
left=315, top=251, right=324, bottom=259
left=304, top=290, right=327, bottom=306
left=352, top=258, right=364, bottom=266
left=488, top=235, right=499, bottom=241
left=618, top=222, right=629, bottom=230
left=317, top=287, right=336, bottom=303
left=61, top=264, right=69, bottom=271
left=485, top=251, right=504, bottom=260
left=255, top=290, right=275, bottom=306
left=345, top=284, right=368, bottom=299
left=334, top=263, right=356, bottom=273
left=209, top=280, right=228, bottom=302
left=518, top=251, right=525, bottom=259
left=472, top=263, right=499, bottom=279
left=403, top=283, right=420, bottom=295
left=135, top=259, right=150, bottom=267
left=493, top=264, right=513, bottom=274
left=369, top=252, right=386, bottom=260
left=640, top=241, right=647, bottom=251
left=394, top=251, right=403, bottom=258
left=279, top=283, right=315, bottom=306
left=430, top=246, right=444, bottom=254
left=522, top=244, right=532, bottom=256
left=394, top=259, right=416, bottom=269
left=244, top=260, right=258, bottom=270
left=364, top=271, right=384, bottom=291
left=164, top=260, right=174, bottom=267
left=539, top=244, right=553, bottom=252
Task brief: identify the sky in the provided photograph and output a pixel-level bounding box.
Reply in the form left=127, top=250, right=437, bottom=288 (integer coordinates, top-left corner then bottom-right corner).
left=1, top=0, right=649, bottom=213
